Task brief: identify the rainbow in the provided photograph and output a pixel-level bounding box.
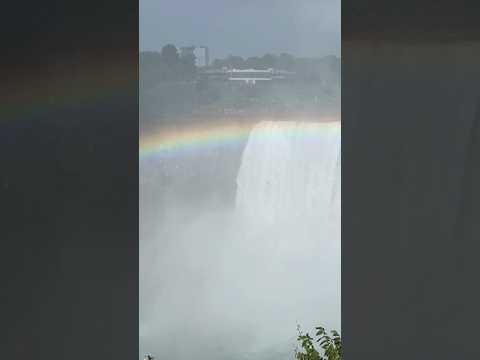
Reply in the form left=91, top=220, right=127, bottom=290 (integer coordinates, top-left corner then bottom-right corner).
left=139, top=116, right=341, bottom=160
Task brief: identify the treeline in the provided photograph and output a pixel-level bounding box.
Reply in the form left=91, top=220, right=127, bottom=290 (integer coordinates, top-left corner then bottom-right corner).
left=139, top=44, right=340, bottom=130
left=140, top=44, right=197, bottom=89
left=212, top=53, right=296, bottom=70
left=140, top=43, right=340, bottom=89
left=211, top=53, right=340, bottom=84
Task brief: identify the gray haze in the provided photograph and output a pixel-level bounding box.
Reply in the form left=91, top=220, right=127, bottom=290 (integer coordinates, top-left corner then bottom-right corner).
left=140, top=0, right=340, bottom=58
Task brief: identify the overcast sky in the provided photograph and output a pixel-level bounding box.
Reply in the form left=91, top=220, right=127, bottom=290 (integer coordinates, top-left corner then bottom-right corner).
left=140, top=0, right=340, bottom=59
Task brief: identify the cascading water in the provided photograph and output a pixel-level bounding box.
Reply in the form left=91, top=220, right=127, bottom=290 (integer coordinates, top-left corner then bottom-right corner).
left=236, top=121, right=340, bottom=222
left=140, top=119, right=341, bottom=360
left=235, top=121, right=341, bottom=251
left=228, top=120, right=341, bottom=355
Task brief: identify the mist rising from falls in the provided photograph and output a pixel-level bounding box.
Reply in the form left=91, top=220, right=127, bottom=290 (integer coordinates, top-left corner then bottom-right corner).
left=140, top=119, right=341, bottom=360
left=229, top=120, right=341, bottom=353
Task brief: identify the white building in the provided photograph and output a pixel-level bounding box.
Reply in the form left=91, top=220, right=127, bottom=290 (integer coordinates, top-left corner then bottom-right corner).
left=193, top=46, right=209, bottom=67
left=179, top=46, right=209, bottom=67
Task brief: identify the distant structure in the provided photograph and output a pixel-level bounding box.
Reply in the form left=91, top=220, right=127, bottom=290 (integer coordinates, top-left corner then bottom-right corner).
left=228, top=68, right=275, bottom=85
left=200, top=67, right=295, bottom=85
left=179, top=45, right=210, bottom=67
left=195, top=46, right=210, bottom=67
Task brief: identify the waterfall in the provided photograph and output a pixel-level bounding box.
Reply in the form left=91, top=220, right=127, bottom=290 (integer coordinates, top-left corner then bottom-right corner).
left=140, top=119, right=341, bottom=359
left=231, top=120, right=341, bottom=351
left=236, top=121, right=340, bottom=223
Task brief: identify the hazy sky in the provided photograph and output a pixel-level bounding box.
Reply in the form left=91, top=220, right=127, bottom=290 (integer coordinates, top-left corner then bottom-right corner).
left=140, top=0, right=340, bottom=59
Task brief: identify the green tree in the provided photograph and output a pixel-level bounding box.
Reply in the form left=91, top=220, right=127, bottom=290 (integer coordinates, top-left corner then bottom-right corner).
left=295, top=325, right=342, bottom=360
left=245, top=56, right=262, bottom=69
left=180, top=51, right=197, bottom=79
left=226, top=55, right=245, bottom=69
left=161, top=44, right=180, bottom=65
left=261, top=53, right=277, bottom=69
left=140, top=51, right=169, bottom=88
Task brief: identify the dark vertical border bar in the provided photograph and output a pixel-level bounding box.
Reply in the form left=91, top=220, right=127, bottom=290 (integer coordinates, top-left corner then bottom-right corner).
left=342, top=1, right=480, bottom=358
left=2, top=0, right=138, bottom=358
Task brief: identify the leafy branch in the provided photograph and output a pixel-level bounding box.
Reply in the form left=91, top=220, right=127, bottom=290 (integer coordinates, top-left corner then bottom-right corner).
left=295, top=325, right=341, bottom=360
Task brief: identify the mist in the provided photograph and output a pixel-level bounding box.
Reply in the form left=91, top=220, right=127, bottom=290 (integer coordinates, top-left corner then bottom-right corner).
left=140, top=0, right=340, bottom=358
left=140, top=118, right=340, bottom=359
